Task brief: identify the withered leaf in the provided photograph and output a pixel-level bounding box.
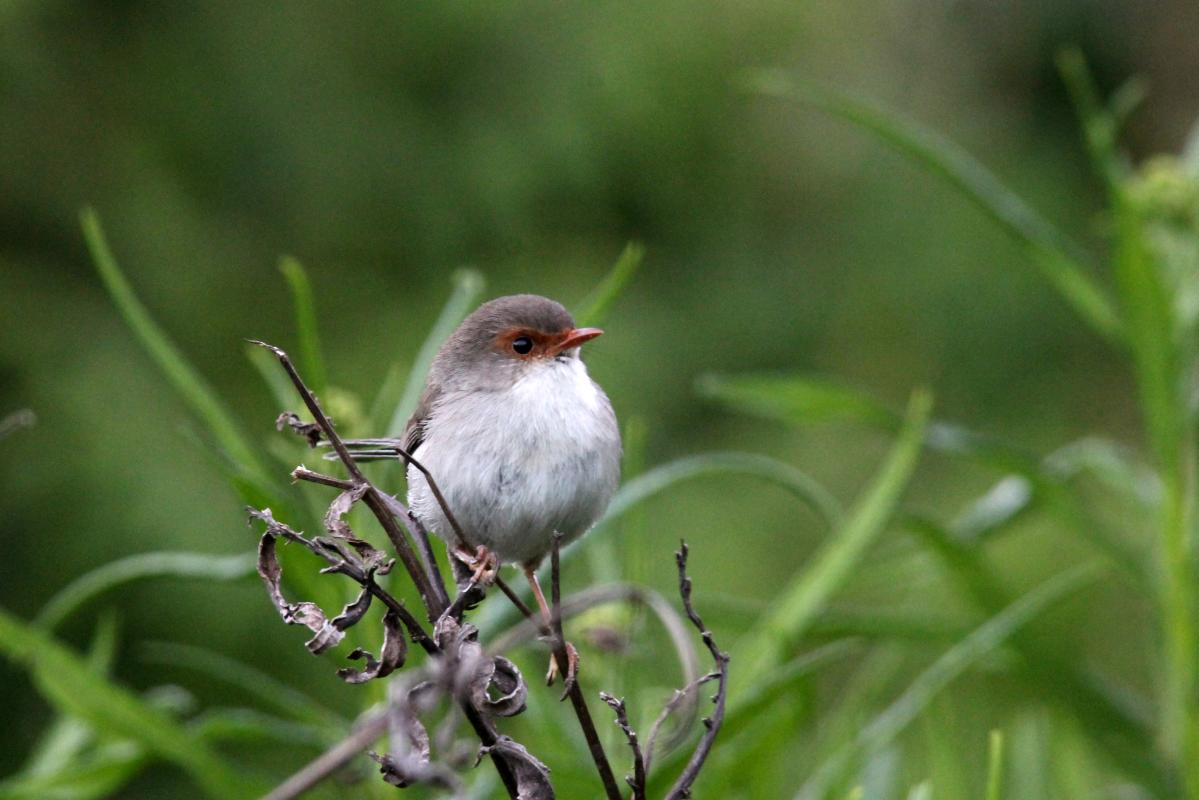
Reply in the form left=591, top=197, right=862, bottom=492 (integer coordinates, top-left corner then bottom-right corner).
left=276, top=411, right=323, bottom=447
left=466, top=654, right=527, bottom=718
left=338, top=610, right=407, bottom=684
left=323, top=484, right=368, bottom=539
left=329, top=585, right=373, bottom=631
left=371, top=752, right=459, bottom=792
left=256, top=533, right=345, bottom=655
left=321, top=485, right=391, bottom=569
left=475, top=736, right=554, bottom=800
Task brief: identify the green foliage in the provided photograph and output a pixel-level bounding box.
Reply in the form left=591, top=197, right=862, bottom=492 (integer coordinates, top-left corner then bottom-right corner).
left=278, top=256, right=328, bottom=398
left=576, top=242, right=646, bottom=328
left=35, top=552, right=256, bottom=632
left=738, top=389, right=931, bottom=686
left=744, top=70, right=1124, bottom=345
left=0, top=608, right=249, bottom=799
left=7, top=19, right=1199, bottom=800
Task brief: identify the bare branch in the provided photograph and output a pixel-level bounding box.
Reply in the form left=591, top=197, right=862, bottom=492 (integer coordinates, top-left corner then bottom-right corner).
left=664, top=541, right=730, bottom=800
left=291, top=465, right=354, bottom=490
left=262, top=708, right=390, bottom=800
left=600, top=692, right=646, bottom=799
left=550, top=533, right=622, bottom=799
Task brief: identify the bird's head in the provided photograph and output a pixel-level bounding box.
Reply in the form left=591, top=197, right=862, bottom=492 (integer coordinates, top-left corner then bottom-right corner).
left=432, top=294, right=603, bottom=391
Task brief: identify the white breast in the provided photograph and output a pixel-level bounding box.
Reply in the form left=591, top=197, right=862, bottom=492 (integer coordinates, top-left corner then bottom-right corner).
left=407, top=357, right=621, bottom=565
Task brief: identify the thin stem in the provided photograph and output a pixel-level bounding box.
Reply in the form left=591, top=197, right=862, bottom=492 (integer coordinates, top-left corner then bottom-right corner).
left=665, top=541, right=730, bottom=800
left=263, top=709, right=390, bottom=800
left=600, top=692, right=646, bottom=799
left=291, top=466, right=355, bottom=490
left=551, top=534, right=622, bottom=800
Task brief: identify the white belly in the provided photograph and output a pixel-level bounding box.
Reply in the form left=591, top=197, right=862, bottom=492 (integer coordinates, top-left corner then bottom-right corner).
left=407, top=358, right=620, bottom=565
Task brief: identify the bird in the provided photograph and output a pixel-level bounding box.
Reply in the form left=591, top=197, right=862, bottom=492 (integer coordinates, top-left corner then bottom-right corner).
left=345, top=294, right=621, bottom=637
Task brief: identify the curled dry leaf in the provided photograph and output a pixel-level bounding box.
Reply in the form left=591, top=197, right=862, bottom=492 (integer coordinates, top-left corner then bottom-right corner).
left=252, top=507, right=391, bottom=666
left=321, top=484, right=393, bottom=570
left=480, top=656, right=528, bottom=718
left=276, top=411, right=323, bottom=447
left=257, top=532, right=345, bottom=655
left=475, top=736, right=554, bottom=800
left=339, top=610, right=407, bottom=684
left=371, top=751, right=461, bottom=792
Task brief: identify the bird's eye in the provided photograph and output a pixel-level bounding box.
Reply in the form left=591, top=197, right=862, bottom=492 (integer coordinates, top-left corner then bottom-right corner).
left=512, top=336, right=533, bottom=355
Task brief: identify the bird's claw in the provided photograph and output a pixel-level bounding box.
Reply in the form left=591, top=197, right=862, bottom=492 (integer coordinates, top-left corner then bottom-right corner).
left=546, top=640, right=579, bottom=699
left=453, top=544, right=499, bottom=587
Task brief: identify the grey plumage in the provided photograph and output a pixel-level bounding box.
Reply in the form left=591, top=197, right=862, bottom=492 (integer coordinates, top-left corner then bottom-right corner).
left=403, top=295, right=621, bottom=567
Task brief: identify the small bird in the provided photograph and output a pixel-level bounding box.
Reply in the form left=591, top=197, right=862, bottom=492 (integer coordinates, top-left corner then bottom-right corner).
left=352, top=295, right=621, bottom=630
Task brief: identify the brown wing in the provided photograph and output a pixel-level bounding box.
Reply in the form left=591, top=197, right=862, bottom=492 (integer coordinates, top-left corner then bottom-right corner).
left=400, top=380, right=439, bottom=456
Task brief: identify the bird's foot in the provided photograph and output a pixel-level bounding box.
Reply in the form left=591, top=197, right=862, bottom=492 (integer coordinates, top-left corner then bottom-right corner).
left=546, top=640, right=579, bottom=698
left=453, top=544, right=499, bottom=587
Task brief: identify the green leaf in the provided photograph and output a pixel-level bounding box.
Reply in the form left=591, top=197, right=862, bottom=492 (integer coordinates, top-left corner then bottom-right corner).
left=743, top=71, right=1123, bottom=344
left=738, top=389, right=932, bottom=687
left=595, top=451, right=843, bottom=535
left=140, top=640, right=346, bottom=731
left=796, top=563, right=1104, bottom=800
left=191, top=708, right=330, bottom=748
left=35, top=552, right=256, bottom=632
left=0, top=606, right=248, bottom=799
left=576, top=241, right=645, bottom=328
left=80, top=209, right=283, bottom=500
left=371, top=268, right=486, bottom=436
left=277, top=256, right=327, bottom=397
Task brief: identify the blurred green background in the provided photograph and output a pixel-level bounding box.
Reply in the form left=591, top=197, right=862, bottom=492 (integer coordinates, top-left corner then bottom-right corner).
left=4, top=2, right=1199, bottom=798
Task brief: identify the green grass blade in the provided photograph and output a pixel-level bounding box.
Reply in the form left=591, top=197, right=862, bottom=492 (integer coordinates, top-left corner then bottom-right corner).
left=796, top=563, right=1103, bottom=800
left=744, top=71, right=1123, bottom=344
left=35, top=552, right=256, bottom=631
left=697, top=373, right=899, bottom=430
left=986, top=730, right=1005, bottom=800
left=373, top=268, right=485, bottom=436
left=738, top=389, right=932, bottom=687
left=595, top=451, right=843, bottom=534
left=1055, top=48, right=1126, bottom=191
left=0, top=607, right=248, bottom=799
left=20, top=615, right=122, bottom=782
left=698, top=373, right=1033, bottom=474
left=0, top=742, right=148, bottom=800
left=80, top=209, right=278, bottom=490
left=576, top=241, right=645, bottom=328
left=277, top=256, right=327, bottom=397
left=140, top=640, right=346, bottom=731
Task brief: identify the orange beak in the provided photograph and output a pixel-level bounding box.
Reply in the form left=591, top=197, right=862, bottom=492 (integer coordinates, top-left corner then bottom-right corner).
left=552, top=327, right=603, bottom=355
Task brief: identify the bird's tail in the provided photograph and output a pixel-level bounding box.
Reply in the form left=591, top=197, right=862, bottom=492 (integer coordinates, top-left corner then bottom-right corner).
left=320, top=438, right=407, bottom=461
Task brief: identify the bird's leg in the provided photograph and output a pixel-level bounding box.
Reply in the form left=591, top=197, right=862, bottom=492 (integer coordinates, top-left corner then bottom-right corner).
left=523, top=565, right=578, bottom=689
left=452, top=543, right=498, bottom=587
